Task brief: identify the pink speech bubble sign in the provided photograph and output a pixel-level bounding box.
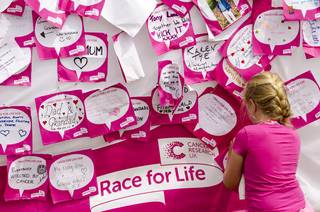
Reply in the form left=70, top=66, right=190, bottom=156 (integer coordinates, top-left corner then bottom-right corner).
left=252, top=5, right=300, bottom=56
left=283, top=0, right=320, bottom=20
left=162, top=0, right=194, bottom=17
left=146, top=3, right=196, bottom=55
left=183, top=34, right=223, bottom=84
left=84, top=83, right=137, bottom=138
left=151, top=85, right=198, bottom=126
left=183, top=85, right=249, bottom=149
left=194, top=0, right=251, bottom=36
left=2, top=0, right=25, bottom=16
left=49, top=150, right=98, bottom=204
left=58, top=32, right=108, bottom=82
left=5, top=154, right=50, bottom=201
left=0, top=106, right=32, bottom=155
left=0, top=48, right=32, bottom=86
left=104, top=97, right=152, bottom=142
left=59, top=0, right=105, bottom=20
left=35, top=90, right=88, bottom=145
left=33, top=13, right=87, bottom=60
left=25, top=0, right=66, bottom=28
left=285, top=70, right=320, bottom=129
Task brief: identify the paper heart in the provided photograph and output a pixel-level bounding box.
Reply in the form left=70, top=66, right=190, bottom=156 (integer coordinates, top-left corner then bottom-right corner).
left=18, top=129, right=27, bottom=137
left=0, top=130, right=10, bottom=136
left=74, top=57, right=88, bottom=70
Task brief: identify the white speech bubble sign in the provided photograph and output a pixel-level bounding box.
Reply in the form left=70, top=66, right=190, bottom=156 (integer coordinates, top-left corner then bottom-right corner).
left=49, top=154, right=94, bottom=197
left=35, top=14, right=83, bottom=55
left=227, top=24, right=261, bottom=69
left=198, top=93, right=237, bottom=136
left=254, top=9, right=299, bottom=52
left=13, top=48, right=32, bottom=75
left=0, top=108, right=31, bottom=152
left=160, top=63, right=183, bottom=100
left=286, top=78, right=320, bottom=122
left=0, top=0, right=13, bottom=12
left=38, top=0, right=64, bottom=13
left=8, top=156, right=47, bottom=197
left=284, top=0, right=320, bottom=17
left=184, top=40, right=222, bottom=79
left=148, top=4, right=190, bottom=44
left=303, top=20, right=320, bottom=47
left=222, top=59, right=246, bottom=87
left=60, top=34, right=107, bottom=78
left=38, top=94, right=85, bottom=138
left=71, top=0, right=103, bottom=10
left=85, top=88, right=130, bottom=129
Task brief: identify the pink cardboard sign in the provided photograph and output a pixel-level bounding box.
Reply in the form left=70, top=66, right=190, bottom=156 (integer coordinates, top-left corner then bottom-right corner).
left=2, top=0, right=25, bottom=16
left=283, top=0, right=320, bottom=20
left=84, top=83, right=137, bottom=138
left=0, top=106, right=32, bottom=155
left=151, top=85, right=198, bottom=126
left=183, top=34, right=223, bottom=84
left=214, top=58, right=246, bottom=100
left=5, top=154, right=50, bottom=201
left=302, top=20, right=320, bottom=58
left=219, top=18, right=271, bottom=80
left=183, top=85, right=248, bottom=149
left=49, top=150, right=98, bottom=204
left=33, top=13, right=86, bottom=60
left=158, top=60, right=185, bottom=106
left=58, top=0, right=105, bottom=20
left=0, top=48, right=32, bottom=86
left=25, top=0, right=67, bottom=28
left=285, top=70, right=320, bottom=129
left=58, top=32, right=108, bottom=82
left=194, top=0, right=251, bottom=36
left=104, top=97, right=151, bottom=142
left=35, top=90, right=88, bottom=145
left=147, top=3, right=196, bottom=55
left=162, top=0, right=194, bottom=17
left=252, top=0, right=300, bottom=55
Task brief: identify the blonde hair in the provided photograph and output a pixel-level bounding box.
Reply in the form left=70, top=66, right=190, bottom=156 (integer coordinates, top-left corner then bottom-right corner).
left=244, top=72, right=292, bottom=126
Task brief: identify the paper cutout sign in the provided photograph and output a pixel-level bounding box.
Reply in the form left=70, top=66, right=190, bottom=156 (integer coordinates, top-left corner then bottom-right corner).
left=194, top=0, right=251, bottom=36
left=58, top=32, right=108, bottom=82
left=252, top=7, right=300, bottom=55
left=151, top=85, right=198, bottom=126
left=0, top=106, right=32, bottom=155
left=158, top=60, right=184, bottom=106
left=302, top=20, right=320, bottom=58
left=104, top=97, right=151, bottom=142
left=59, top=0, right=105, bottom=20
left=35, top=90, right=88, bottom=145
left=220, top=19, right=271, bottom=80
left=25, top=0, right=67, bottom=28
left=2, top=0, right=25, bottom=16
left=0, top=48, right=32, bottom=86
left=34, top=13, right=86, bottom=60
left=49, top=150, right=98, bottom=204
left=84, top=83, right=137, bottom=138
left=283, top=0, right=320, bottom=20
left=183, top=34, right=223, bottom=84
left=0, top=38, right=30, bottom=84
left=183, top=85, right=247, bottom=149
left=214, top=58, right=246, bottom=100
left=162, top=0, right=194, bottom=17
left=5, top=155, right=49, bottom=201
left=285, top=70, right=320, bottom=129
left=147, top=3, right=196, bottom=55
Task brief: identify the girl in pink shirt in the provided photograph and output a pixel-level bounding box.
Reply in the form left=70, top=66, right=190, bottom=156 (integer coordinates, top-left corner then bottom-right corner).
left=223, top=72, right=313, bottom=212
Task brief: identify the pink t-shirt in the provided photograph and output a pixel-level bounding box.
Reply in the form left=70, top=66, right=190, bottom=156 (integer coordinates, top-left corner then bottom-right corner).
left=233, top=123, right=305, bottom=212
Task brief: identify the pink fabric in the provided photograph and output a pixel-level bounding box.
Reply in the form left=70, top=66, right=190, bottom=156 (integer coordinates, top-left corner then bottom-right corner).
left=233, top=123, right=305, bottom=212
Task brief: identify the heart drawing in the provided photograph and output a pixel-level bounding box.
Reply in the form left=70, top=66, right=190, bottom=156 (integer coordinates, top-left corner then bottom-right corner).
left=74, top=57, right=88, bottom=70
left=18, top=129, right=28, bottom=137
left=0, top=130, right=10, bottom=136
